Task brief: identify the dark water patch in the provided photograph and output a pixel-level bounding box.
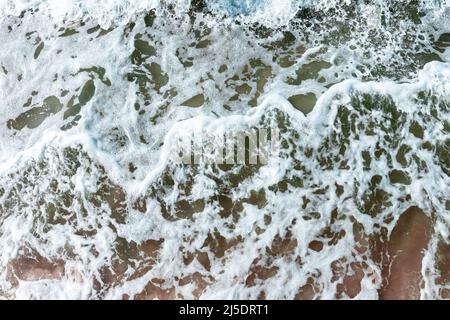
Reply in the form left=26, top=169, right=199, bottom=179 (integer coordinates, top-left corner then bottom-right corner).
left=434, top=33, right=450, bottom=53
left=409, top=121, right=424, bottom=139
left=63, top=80, right=96, bottom=121
left=79, top=79, right=96, bottom=105
left=389, top=170, right=412, bottom=185
left=7, top=96, right=63, bottom=130
left=135, top=39, right=156, bottom=56
left=34, top=41, right=44, bottom=59
left=59, top=28, right=79, bottom=37
left=78, top=67, right=112, bottom=86
left=181, top=93, right=205, bottom=107
left=288, top=93, right=316, bottom=115
left=287, top=60, right=332, bottom=85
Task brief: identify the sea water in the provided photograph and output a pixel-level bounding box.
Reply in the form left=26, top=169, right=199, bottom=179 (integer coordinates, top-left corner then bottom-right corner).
left=0, top=0, right=449, bottom=299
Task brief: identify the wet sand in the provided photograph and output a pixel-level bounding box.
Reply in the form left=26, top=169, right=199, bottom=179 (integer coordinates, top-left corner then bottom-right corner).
left=7, top=253, right=65, bottom=287
left=377, top=207, right=433, bottom=299
left=4, top=206, right=446, bottom=300
left=331, top=206, right=435, bottom=299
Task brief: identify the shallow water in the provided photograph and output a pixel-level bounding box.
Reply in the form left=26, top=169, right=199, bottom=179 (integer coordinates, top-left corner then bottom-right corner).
left=0, top=0, right=449, bottom=299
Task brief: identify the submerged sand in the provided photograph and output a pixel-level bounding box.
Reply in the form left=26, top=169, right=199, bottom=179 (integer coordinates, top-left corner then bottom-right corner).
left=4, top=206, right=447, bottom=300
